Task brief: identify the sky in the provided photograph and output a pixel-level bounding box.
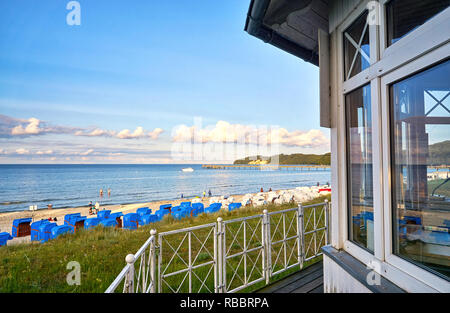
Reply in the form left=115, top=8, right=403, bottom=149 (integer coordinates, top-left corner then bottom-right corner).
left=0, top=0, right=329, bottom=164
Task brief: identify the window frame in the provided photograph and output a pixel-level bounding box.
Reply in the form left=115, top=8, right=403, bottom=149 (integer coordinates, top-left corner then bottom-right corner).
left=334, top=0, right=450, bottom=291
left=337, top=0, right=384, bottom=262
left=379, top=0, right=450, bottom=61
left=380, top=47, right=450, bottom=291
left=344, top=83, right=376, bottom=254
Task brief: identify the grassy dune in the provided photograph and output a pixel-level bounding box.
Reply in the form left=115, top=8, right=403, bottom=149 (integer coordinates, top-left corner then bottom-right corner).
left=0, top=195, right=330, bottom=293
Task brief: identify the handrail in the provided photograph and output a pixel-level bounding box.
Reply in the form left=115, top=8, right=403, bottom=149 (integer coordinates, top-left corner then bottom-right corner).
left=106, top=201, right=330, bottom=293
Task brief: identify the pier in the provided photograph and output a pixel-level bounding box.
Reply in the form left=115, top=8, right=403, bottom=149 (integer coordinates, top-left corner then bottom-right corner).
left=202, top=164, right=449, bottom=171
left=202, top=164, right=331, bottom=171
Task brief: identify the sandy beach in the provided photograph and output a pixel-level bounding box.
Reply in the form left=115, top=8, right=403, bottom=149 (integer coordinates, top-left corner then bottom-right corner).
left=0, top=184, right=331, bottom=246
left=0, top=193, right=248, bottom=245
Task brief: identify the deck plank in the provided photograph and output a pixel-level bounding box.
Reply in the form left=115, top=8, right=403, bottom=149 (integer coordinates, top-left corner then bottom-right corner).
left=275, top=266, right=323, bottom=293
left=256, top=261, right=323, bottom=293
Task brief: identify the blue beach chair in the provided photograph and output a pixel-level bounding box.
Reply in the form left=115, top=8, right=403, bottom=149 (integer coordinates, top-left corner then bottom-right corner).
left=180, top=202, right=191, bottom=208
left=85, top=217, right=102, bottom=230
left=140, top=214, right=160, bottom=225
left=205, top=203, right=222, bottom=214
left=38, top=223, right=58, bottom=243
left=11, top=218, right=32, bottom=237
left=31, top=220, right=50, bottom=241
left=0, top=232, right=13, bottom=246
left=228, top=203, right=242, bottom=211
left=137, top=207, right=151, bottom=217
left=64, top=213, right=81, bottom=226
left=160, top=204, right=172, bottom=213
left=109, top=212, right=123, bottom=228
left=172, top=210, right=188, bottom=220
left=100, top=218, right=118, bottom=228
left=97, top=210, right=111, bottom=220
left=51, top=225, right=73, bottom=239
left=156, top=208, right=170, bottom=219
left=123, top=213, right=139, bottom=230
left=191, top=203, right=204, bottom=217
left=64, top=214, right=87, bottom=232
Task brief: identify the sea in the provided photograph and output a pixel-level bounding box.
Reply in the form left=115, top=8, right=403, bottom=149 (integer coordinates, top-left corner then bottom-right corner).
left=0, top=164, right=331, bottom=213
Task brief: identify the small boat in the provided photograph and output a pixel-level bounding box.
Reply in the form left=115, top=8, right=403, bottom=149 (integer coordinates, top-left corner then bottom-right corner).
left=182, top=167, right=194, bottom=172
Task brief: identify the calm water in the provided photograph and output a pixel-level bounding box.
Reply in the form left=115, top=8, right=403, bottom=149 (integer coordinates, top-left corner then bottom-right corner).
left=0, top=164, right=331, bottom=213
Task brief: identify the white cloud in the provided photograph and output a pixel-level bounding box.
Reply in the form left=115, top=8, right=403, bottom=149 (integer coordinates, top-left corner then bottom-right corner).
left=36, top=150, right=54, bottom=155
left=117, top=126, right=163, bottom=139
left=172, top=121, right=329, bottom=148
left=11, top=118, right=44, bottom=135
left=79, top=149, right=94, bottom=156
left=75, top=126, right=163, bottom=140
left=75, top=128, right=115, bottom=137
left=16, top=148, right=30, bottom=154
left=2, top=114, right=163, bottom=141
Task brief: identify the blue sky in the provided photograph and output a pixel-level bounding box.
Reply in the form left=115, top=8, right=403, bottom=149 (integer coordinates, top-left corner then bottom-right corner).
left=0, top=0, right=329, bottom=164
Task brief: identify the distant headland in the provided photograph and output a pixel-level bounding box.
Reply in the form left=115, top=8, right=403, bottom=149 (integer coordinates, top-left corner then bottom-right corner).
left=233, top=152, right=331, bottom=165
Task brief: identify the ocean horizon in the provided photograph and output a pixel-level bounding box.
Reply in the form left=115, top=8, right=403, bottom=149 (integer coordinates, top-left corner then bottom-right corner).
left=0, top=164, right=331, bottom=213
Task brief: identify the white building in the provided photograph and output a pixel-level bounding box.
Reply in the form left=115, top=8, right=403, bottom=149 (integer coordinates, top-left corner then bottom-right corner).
left=245, top=0, right=449, bottom=292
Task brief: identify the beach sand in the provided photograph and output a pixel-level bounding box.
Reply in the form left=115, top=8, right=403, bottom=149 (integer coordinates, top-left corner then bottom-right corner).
left=0, top=193, right=247, bottom=245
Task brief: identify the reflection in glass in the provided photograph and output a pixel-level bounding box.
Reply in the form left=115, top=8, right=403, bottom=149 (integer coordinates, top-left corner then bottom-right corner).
left=346, top=84, right=374, bottom=252
left=344, top=11, right=370, bottom=80
left=391, top=60, right=450, bottom=279
left=386, top=0, right=450, bottom=46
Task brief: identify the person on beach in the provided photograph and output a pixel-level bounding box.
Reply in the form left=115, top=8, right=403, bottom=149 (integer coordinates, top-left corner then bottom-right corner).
left=269, top=188, right=272, bottom=192
left=95, top=202, right=100, bottom=213
left=108, top=188, right=111, bottom=197
left=100, top=189, right=103, bottom=197
left=89, top=207, right=94, bottom=215
left=181, top=193, right=184, bottom=199
left=202, top=191, right=206, bottom=199
left=208, top=189, right=212, bottom=197
left=260, top=187, right=264, bottom=193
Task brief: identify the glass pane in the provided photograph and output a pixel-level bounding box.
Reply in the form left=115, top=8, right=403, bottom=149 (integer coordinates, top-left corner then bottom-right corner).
left=386, top=0, right=450, bottom=46
left=344, top=11, right=370, bottom=80
left=346, top=84, right=374, bottom=252
left=391, top=60, right=450, bottom=280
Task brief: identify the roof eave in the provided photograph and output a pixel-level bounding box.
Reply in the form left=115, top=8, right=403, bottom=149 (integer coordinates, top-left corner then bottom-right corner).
left=244, top=0, right=320, bottom=66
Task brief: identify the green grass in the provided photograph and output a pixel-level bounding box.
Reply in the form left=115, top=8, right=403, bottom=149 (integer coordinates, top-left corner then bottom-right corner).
left=0, top=195, right=330, bottom=293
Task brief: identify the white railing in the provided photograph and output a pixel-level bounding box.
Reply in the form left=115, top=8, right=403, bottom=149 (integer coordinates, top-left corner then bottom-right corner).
left=158, top=222, right=218, bottom=293
left=105, top=230, right=157, bottom=293
left=105, top=200, right=330, bottom=293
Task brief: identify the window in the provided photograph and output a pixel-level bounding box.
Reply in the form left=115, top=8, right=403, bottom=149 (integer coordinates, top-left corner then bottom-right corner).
left=346, top=84, right=374, bottom=252
left=386, top=0, right=450, bottom=47
left=390, top=60, right=450, bottom=280
left=344, top=11, right=370, bottom=80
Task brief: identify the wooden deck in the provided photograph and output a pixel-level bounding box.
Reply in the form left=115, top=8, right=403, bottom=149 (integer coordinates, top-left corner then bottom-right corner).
left=256, top=261, right=324, bottom=293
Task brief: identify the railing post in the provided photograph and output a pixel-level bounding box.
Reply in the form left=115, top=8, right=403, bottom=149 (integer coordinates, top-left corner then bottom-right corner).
left=158, top=234, right=162, bottom=293
left=262, top=209, right=270, bottom=285
left=298, top=203, right=305, bottom=269
left=217, top=217, right=224, bottom=293
left=324, top=200, right=330, bottom=245
left=150, top=229, right=157, bottom=293
left=125, top=254, right=135, bottom=293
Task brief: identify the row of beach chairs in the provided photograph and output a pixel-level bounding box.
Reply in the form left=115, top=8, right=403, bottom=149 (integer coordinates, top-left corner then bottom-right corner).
left=0, top=201, right=244, bottom=246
